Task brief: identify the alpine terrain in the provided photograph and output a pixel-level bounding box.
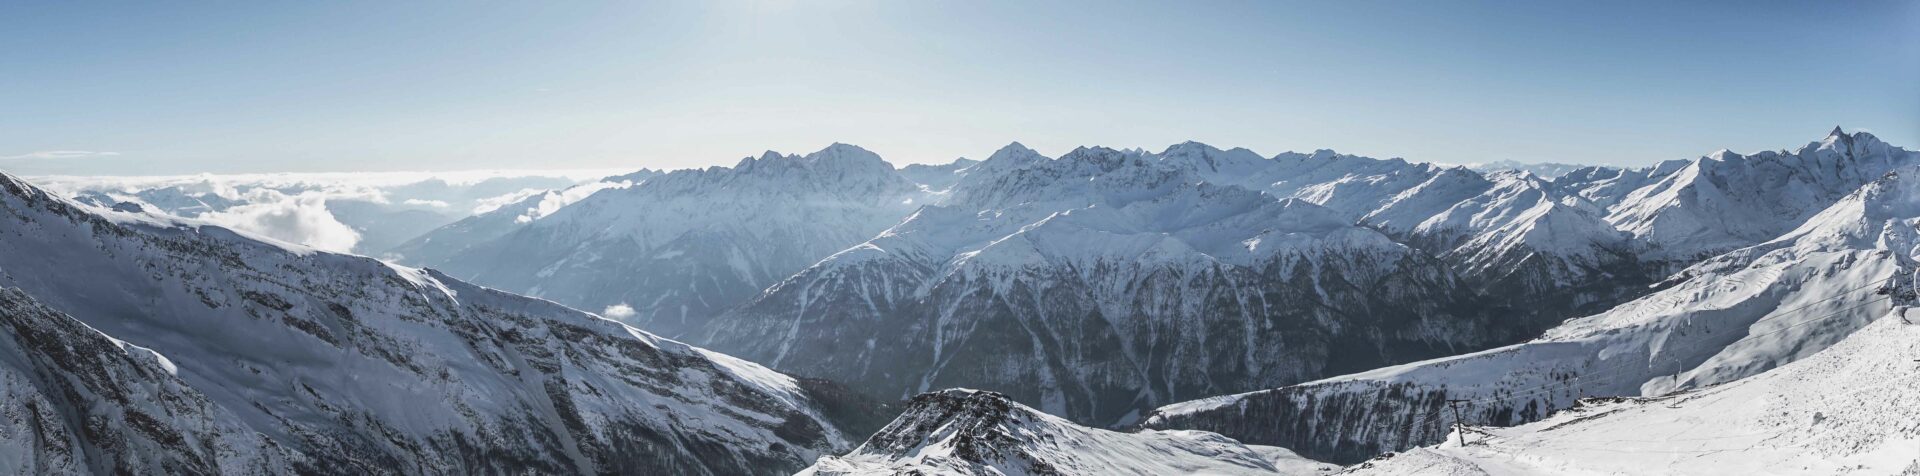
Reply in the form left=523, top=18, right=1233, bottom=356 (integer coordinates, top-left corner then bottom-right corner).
left=1142, top=133, right=1920, bottom=464
left=0, top=172, right=878, bottom=474
left=697, top=142, right=1525, bottom=427
left=409, top=144, right=927, bottom=338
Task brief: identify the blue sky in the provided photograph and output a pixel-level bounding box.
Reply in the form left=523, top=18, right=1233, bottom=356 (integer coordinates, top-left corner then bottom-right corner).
left=3, top=1, right=1915, bottom=174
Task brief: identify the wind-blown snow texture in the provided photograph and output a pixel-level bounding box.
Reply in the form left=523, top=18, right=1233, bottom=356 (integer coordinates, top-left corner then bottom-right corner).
left=0, top=172, right=863, bottom=474
left=800, top=389, right=1338, bottom=476
left=1344, top=309, right=1920, bottom=475
left=1143, top=155, right=1920, bottom=465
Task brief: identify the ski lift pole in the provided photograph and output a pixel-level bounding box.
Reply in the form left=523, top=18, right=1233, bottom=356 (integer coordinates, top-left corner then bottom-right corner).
left=1447, top=399, right=1467, bottom=446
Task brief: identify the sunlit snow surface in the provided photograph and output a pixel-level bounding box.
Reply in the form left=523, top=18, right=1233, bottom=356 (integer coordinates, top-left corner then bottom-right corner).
left=800, top=389, right=1340, bottom=476
left=0, top=172, right=851, bottom=474
left=1143, top=163, right=1920, bottom=467
left=1346, top=310, right=1920, bottom=475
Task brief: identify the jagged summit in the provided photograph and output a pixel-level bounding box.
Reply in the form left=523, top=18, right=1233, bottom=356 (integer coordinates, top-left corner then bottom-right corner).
left=1145, top=155, right=1919, bottom=466
left=729, top=143, right=894, bottom=176
left=801, top=389, right=1335, bottom=475
left=1606, top=127, right=1915, bottom=262
left=992, top=140, right=1035, bottom=156
left=415, top=141, right=926, bottom=338
left=1270, top=148, right=1345, bottom=161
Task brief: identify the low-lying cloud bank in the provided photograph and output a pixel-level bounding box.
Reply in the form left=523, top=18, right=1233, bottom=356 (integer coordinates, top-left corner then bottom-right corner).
left=30, top=169, right=627, bottom=254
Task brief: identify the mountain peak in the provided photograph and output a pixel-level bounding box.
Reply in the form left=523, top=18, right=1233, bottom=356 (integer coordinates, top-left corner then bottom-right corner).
left=1829, top=125, right=1847, bottom=138
left=805, top=388, right=1337, bottom=474
left=803, top=142, right=890, bottom=169
left=988, top=141, right=1038, bottom=159
left=974, top=141, right=1049, bottom=172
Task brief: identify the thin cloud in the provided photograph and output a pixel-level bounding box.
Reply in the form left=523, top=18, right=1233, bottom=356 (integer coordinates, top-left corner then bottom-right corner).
left=2, top=150, right=122, bottom=160
left=602, top=304, right=636, bottom=319
left=403, top=198, right=451, bottom=208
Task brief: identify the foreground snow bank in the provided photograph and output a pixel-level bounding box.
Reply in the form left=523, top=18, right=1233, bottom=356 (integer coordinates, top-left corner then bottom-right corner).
left=1346, top=309, right=1920, bottom=475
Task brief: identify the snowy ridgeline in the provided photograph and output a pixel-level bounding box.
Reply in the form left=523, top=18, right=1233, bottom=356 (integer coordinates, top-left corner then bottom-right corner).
left=0, top=172, right=886, bottom=475
left=1142, top=164, right=1920, bottom=467
left=703, top=128, right=1912, bottom=429
left=810, top=163, right=1920, bottom=474
left=800, top=389, right=1339, bottom=476
left=1344, top=310, right=1920, bottom=475
left=9, top=127, right=1919, bottom=474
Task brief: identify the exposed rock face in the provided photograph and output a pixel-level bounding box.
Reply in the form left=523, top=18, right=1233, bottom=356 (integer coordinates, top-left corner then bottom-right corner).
left=0, top=288, right=292, bottom=475
left=420, top=144, right=926, bottom=338
left=802, top=389, right=1335, bottom=475
left=0, top=172, right=866, bottom=475
left=701, top=145, right=1523, bottom=427
left=1144, top=164, right=1920, bottom=464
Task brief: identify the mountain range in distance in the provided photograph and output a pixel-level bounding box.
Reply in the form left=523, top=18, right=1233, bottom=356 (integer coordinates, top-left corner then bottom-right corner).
left=6, top=127, right=1916, bottom=474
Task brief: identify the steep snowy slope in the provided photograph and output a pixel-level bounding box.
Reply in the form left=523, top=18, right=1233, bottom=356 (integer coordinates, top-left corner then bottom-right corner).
left=800, top=389, right=1338, bottom=476
left=1608, top=128, right=1915, bottom=264
left=1159, top=142, right=1647, bottom=328
left=425, top=144, right=927, bottom=338
left=1345, top=309, right=1920, bottom=476
left=701, top=144, right=1517, bottom=427
left=1551, top=159, right=1691, bottom=209
left=385, top=190, right=558, bottom=265
left=0, top=172, right=863, bottom=474
left=900, top=158, right=980, bottom=192
left=385, top=173, right=650, bottom=265
left=0, top=288, right=293, bottom=475
left=1370, top=170, right=1645, bottom=325
left=1168, top=144, right=1447, bottom=221
left=1143, top=166, right=1920, bottom=464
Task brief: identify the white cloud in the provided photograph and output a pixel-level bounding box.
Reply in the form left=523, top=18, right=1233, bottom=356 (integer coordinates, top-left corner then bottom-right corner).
left=602, top=304, right=636, bottom=319
left=471, top=188, right=549, bottom=214
left=25, top=169, right=640, bottom=253
left=199, top=193, right=362, bottom=253
left=403, top=198, right=450, bottom=208
left=3, top=150, right=121, bottom=160
left=519, top=180, right=633, bottom=222
left=469, top=179, right=634, bottom=223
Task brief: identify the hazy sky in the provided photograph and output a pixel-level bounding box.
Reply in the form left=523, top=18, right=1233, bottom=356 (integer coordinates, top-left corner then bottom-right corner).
left=4, top=1, right=1915, bottom=175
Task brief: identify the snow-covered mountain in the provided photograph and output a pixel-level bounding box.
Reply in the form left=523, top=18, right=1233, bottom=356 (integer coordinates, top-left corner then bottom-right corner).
left=899, top=158, right=980, bottom=193
left=1605, top=128, right=1915, bottom=263
left=416, top=144, right=927, bottom=338
left=1466, top=160, right=1602, bottom=179
left=1141, top=163, right=1920, bottom=464
left=800, top=389, right=1338, bottom=476
left=6, top=127, right=1911, bottom=473
left=1150, top=142, right=1651, bottom=327
left=0, top=172, right=873, bottom=474
left=1344, top=308, right=1920, bottom=475
left=698, top=143, right=1522, bottom=427
left=385, top=171, right=654, bottom=265
left=0, top=287, right=293, bottom=474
